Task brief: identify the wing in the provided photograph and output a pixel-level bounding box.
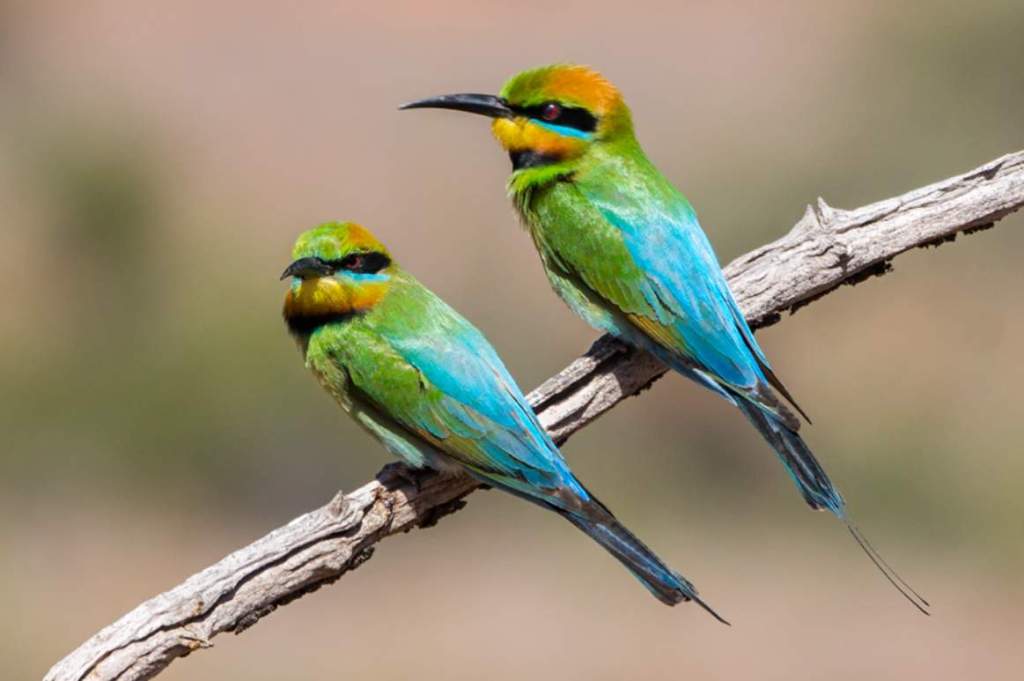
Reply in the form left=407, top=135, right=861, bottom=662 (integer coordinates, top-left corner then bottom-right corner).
left=341, top=280, right=588, bottom=507
left=588, top=183, right=761, bottom=385
left=536, top=174, right=802, bottom=424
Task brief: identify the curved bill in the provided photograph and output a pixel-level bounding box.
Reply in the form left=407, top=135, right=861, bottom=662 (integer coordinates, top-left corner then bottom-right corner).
left=399, top=93, right=513, bottom=119
left=281, top=257, right=333, bottom=281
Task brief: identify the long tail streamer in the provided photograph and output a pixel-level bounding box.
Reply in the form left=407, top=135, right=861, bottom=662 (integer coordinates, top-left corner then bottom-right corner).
left=847, top=521, right=930, bottom=615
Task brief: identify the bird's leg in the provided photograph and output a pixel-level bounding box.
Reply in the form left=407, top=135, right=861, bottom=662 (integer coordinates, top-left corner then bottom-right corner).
left=378, top=461, right=436, bottom=493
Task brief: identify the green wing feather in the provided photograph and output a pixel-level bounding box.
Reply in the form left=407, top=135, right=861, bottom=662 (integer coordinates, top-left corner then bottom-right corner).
left=305, top=272, right=588, bottom=506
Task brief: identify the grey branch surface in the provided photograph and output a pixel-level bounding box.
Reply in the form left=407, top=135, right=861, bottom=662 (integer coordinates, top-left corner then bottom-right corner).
left=45, top=151, right=1024, bottom=681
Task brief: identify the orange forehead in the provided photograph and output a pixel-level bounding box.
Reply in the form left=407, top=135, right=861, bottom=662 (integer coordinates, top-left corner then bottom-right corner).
left=344, top=223, right=381, bottom=251
left=501, top=64, right=623, bottom=117
left=544, top=66, right=621, bottom=114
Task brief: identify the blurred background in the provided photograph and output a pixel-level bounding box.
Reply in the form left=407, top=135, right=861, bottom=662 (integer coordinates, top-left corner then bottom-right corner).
left=2, top=1, right=1023, bottom=679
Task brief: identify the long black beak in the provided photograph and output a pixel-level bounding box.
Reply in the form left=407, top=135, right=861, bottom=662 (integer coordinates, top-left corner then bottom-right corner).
left=280, top=257, right=333, bottom=281
left=399, top=93, right=514, bottom=119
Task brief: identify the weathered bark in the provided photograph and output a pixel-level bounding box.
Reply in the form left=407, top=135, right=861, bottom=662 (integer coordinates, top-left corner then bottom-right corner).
left=44, top=150, right=1024, bottom=681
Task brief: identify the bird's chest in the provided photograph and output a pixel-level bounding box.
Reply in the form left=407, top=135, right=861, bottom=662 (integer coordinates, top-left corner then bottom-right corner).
left=307, top=352, right=355, bottom=412
left=515, top=185, right=630, bottom=336
left=526, top=178, right=623, bottom=250
left=520, top=182, right=635, bottom=284
left=303, top=329, right=361, bottom=412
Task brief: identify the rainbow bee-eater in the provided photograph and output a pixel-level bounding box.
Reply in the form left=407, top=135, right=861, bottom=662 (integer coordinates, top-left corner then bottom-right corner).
left=281, top=221, right=725, bottom=619
left=402, top=65, right=927, bottom=612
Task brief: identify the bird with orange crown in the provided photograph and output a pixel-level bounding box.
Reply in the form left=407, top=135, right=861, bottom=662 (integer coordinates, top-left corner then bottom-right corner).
left=402, top=64, right=929, bottom=613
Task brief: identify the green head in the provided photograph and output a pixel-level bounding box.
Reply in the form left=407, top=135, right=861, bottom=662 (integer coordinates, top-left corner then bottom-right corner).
left=401, top=64, right=636, bottom=178
left=281, top=221, right=396, bottom=331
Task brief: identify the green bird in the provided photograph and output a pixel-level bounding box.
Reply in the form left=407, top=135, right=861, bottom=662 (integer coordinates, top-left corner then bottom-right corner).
left=401, top=64, right=927, bottom=612
left=281, top=221, right=726, bottom=620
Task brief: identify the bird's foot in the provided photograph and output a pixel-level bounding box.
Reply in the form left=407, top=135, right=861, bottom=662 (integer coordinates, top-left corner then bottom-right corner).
left=379, top=461, right=434, bottom=493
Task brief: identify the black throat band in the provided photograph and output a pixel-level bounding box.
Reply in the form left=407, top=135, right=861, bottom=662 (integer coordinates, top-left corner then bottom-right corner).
left=284, top=312, right=351, bottom=336
left=510, top=149, right=562, bottom=170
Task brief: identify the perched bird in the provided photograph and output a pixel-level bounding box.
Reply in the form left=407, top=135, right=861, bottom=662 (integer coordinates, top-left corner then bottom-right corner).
left=282, top=221, right=725, bottom=620
left=401, top=65, right=928, bottom=613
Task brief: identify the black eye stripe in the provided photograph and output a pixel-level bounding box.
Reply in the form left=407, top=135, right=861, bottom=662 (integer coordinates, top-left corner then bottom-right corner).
left=512, top=102, right=598, bottom=133
left=326, top=251, right=391, bottom=274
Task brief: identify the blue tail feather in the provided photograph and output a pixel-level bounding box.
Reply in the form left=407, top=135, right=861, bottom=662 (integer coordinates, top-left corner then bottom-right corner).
left=563, top=509, right=729, bottom=624
left=734, top=398, right=845, bottom=515
left=471, top=469, right=728, bottom=620
left=735, top=397, right=929, bottom=614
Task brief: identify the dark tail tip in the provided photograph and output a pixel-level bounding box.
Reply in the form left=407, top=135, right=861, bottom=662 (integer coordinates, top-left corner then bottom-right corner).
left=690, top=590, right=731, bottom=625
left=736, top=399, right=844, bottom=515
left=564, top=511, right=730, bottom=622
left=847, top=522, right=930, bottom=615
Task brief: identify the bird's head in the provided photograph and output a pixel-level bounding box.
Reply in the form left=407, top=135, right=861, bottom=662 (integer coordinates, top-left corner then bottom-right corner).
left=402, top=64, right=633, bottom=179
left=281, top=221, right=395, bottom=331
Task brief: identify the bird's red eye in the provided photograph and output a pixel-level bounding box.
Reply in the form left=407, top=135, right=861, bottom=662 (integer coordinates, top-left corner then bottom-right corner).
left=333, top=251, right=391, bottom=274
left=542, top=103, right=561, bottom=121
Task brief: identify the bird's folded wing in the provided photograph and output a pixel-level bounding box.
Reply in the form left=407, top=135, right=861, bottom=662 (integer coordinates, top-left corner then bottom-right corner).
left=538, top=179, right=802, bottom=425
left=343, top=295, right=586, bottom=503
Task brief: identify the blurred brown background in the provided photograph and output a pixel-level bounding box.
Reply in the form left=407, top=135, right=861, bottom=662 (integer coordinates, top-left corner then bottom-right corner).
left=3, top=1, right=1023, bottom=679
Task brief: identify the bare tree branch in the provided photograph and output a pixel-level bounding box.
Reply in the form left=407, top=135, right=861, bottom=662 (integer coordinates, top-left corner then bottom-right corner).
left=44, top=150, right=1024, bottom=681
